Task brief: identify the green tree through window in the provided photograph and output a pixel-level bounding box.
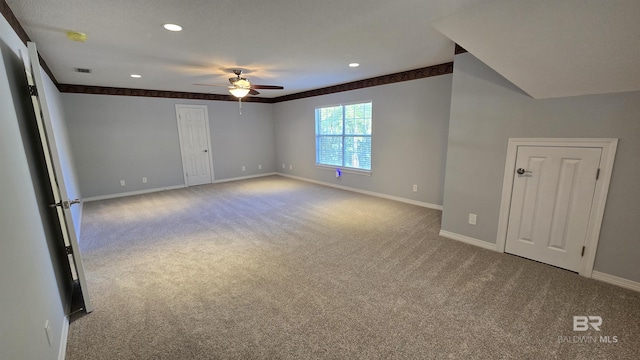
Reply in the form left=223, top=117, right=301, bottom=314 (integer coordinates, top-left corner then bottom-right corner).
left=315, top=102, right=372, bottom=171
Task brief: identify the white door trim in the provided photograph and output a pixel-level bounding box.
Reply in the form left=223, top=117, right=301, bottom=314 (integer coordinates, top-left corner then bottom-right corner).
left=26, top=43, right=93, bottom=312
left=496, top=138, right=618, bottom=277
left=175, top=104, right=214, bottom=186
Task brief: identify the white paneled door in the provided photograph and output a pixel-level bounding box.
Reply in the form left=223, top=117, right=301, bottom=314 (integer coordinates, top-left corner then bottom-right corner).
left=505, top=146, right=601, bottom=272
left=176, top=105, right=213, bottom=186
left=25, top=42, right=93, bottom=312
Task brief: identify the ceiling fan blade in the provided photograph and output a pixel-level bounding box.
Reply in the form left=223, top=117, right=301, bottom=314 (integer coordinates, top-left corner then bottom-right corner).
left=249, top=89, right=260, bottom=95
left=193, top=83, right=228, bottom=87
left=251, top=85, right=284, bottom=90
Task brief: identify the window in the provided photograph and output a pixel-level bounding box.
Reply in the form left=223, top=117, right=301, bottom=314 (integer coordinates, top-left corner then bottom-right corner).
left=315, top=102, right=372, bottom=171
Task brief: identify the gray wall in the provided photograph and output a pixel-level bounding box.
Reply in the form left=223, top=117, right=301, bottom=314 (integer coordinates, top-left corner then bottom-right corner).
left=441, top=52, right=640, bottom=282
left=62, top=94, right=275, bottom=198
left=273, top=75, right=452, bottom=206
left=0, top=22, right=66, bottom=360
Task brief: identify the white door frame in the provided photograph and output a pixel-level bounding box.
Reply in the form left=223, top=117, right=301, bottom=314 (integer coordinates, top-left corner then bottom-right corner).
left=26, top=42, right=93, bottom=312
left=496, top=138, right=618, bottom=277
left=175, top=104, right=214, bottom=186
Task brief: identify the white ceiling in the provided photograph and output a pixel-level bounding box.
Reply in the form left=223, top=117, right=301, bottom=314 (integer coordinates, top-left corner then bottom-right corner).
left=9, top=1, right=637, bottom=100
left=6, top=0, right=491, bottom=98
left=432, top=0, right=640, bottom=99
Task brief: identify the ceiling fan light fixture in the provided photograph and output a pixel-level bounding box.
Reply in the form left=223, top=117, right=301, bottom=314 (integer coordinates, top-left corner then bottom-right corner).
left=229, top=87, right=250, bottom=98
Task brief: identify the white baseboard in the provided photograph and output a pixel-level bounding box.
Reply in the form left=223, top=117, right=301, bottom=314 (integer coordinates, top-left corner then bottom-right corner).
left=58, top=316, right=69, bottom=360
left=277, top=173, right=443, bottom=210
left=83, top=185, right=186, bottom=202
left=439, top=230, right=497, bottom=251
left=83, top=174, right=277, bottom=202
left=591, top=271, right=640, bottom=293
left=438, top=232, right=640, bottom=293
left=213, top=172, right=277, bottom=184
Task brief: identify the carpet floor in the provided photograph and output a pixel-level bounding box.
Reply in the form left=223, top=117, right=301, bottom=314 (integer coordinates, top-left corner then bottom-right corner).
left=66, top=176, right=640, bottom=359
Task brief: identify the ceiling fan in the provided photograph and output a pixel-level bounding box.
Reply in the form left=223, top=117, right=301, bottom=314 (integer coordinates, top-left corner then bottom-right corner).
left=195, top=69, right=284, bottom=98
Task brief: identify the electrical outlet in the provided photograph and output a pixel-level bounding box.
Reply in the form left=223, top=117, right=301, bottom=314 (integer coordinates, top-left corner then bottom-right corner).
left=120, top=180, right=125, bottom=186
left=258, top=164, right=262, bottom=170
left=289, top=164, right=293, bottom=170
left=282, top=163, right=285, bottom=169
left=469, top=213, right=477, bottom=225
left=142, top=177, right=147, bottom=183
left=242, top=166, right=246, bottom=171
left=412, top=184, right=418, bottom=192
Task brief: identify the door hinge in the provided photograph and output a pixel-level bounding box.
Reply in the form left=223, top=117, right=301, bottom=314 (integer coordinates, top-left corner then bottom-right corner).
left=581, top=246, right=585, bottom=257
left=28, top=85, right=38, bottom=96
left=596, top=168, right=600, bottom=180
left=65, top=246, right=73, bottom=255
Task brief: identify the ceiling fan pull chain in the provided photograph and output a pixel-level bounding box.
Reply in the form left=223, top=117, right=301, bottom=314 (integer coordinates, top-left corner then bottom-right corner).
left=238, top=97, right=242, bottom=114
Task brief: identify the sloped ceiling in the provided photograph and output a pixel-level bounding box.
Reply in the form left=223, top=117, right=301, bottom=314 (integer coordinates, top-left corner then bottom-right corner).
left=432, top=0, right=640, bottom=99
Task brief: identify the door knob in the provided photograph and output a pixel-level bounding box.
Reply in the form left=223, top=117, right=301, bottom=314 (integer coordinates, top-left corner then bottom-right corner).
left=517, top=168, right=532, bottom=175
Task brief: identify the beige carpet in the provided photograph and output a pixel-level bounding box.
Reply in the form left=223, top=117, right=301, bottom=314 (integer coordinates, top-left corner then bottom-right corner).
left=66, top=176, right=640, bottom=359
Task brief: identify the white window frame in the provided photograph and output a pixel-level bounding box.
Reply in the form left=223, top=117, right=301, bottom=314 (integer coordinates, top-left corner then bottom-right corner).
left=315, top=101, right=372, bottom=174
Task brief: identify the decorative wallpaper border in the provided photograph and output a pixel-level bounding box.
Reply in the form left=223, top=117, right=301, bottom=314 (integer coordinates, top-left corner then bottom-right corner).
left=57, top=84, right=274, bottom=103
left=455, top=44, right=468, bottom=55
left=272, top=62, right=453, bottom=103
left=0, top=0, right=58, bottom=84
left=58, top=62, right=453, bottom=104
left=0, top=0, right=28, bottom=44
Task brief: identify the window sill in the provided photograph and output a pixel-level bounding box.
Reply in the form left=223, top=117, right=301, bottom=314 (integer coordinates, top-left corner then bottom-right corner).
left=316, top=164, right=371, bottom=176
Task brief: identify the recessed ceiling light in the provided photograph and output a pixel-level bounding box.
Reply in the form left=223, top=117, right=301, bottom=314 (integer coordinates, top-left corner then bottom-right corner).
left=163, top=23, right=183, bottom=32
left=130, top=74, right=142, bottom=78
left=349, top=63, right=360, bottom=68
